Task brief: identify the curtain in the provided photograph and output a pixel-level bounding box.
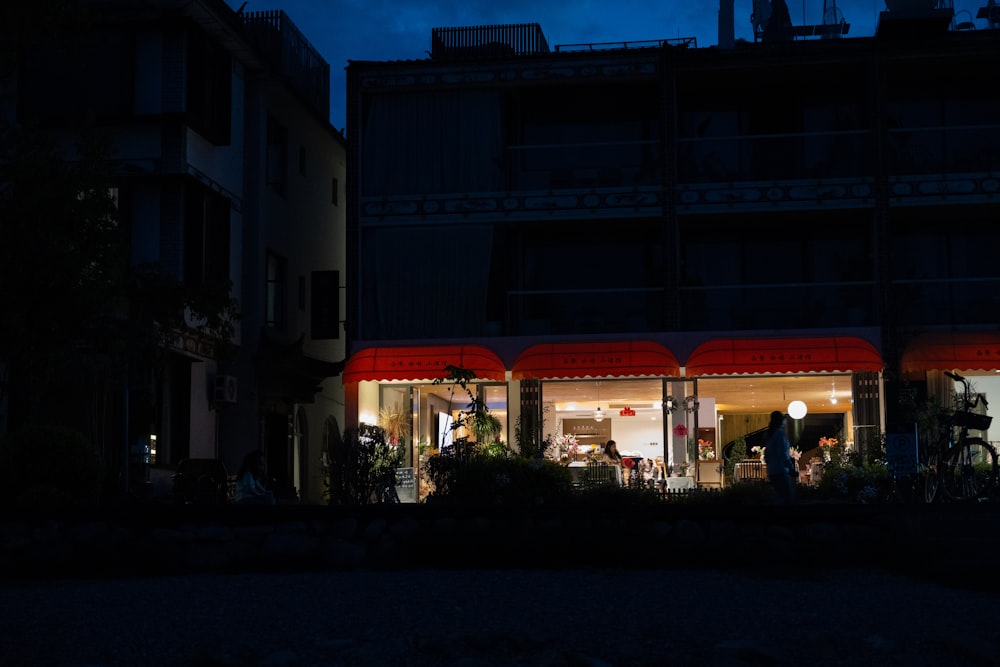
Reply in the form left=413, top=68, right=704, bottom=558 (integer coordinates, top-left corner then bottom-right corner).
left=363, top=90, right=504, bottom=195
left=368, top=225, right=494, bottom=339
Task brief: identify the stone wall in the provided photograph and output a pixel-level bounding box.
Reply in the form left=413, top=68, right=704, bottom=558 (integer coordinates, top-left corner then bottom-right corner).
left=2, top=503, right=997, bottom=581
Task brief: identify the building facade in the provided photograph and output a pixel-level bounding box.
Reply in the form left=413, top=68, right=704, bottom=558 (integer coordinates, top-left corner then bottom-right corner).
left=2, top=0, right=346, bottom=503
left=345, top=7, right=1000, bottom=492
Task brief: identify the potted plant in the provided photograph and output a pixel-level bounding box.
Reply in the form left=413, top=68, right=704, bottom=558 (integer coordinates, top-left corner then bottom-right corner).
left=377, top=404, right=410, bottom=447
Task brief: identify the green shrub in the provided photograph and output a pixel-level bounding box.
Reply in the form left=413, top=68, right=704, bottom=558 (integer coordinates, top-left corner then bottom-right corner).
left=425, top=455, right=573, bottom=505
left=325, top=423, right=405, bottom=505
left=725, top=437, right=747, bottom=478
left=813, top=459, right=889, bottom=503
left=719, top=480, right=778, bottom=505
left=0, top=424, right=104, bottom=506
left=571, top=483, right=663, bottom=507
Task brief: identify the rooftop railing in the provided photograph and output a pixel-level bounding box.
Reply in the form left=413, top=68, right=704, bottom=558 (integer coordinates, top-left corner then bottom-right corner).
left=431, top=23, right=550, bottom=59
left=242, top=10, right=330, bottom=121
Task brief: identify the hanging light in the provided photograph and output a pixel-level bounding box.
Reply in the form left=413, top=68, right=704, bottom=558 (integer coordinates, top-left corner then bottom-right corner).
left=594, top=381, right=604, bottom=422
left=788, top=400, right=808, bottom=420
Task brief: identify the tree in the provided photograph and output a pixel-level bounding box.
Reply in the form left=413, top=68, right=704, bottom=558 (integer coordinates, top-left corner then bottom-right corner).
left=0, top=126, right=124, bottom=428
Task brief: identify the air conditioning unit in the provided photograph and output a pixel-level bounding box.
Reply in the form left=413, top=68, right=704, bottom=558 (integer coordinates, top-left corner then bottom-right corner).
left=214, top=375, right=238, bottom=404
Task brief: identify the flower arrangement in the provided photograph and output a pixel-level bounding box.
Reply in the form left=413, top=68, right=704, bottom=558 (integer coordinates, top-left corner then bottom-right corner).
left=552, top=433, right=579, bottom=454
left=698, top=439, right=715, bottom=460
left=818, top=436, right=838, bottom=462
left=672, top=423, right=689, bottom=438
left=751, top=445, right=766, bottom=459
left=789, top=446, right=801, bottom=462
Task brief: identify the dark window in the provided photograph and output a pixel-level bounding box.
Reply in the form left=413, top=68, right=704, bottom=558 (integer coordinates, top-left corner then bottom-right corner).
left=516, top=84, right=662, bottom=189
left=889, top=210, right=1000, bottom=327
left=18, top=29, right=131, bottom=123
left=183, top=184, right=230, bottom=289
left=311, top=270, right=340, bottom=340
left=678, top=212, right=876, bottom=330
left=266, top=252, right=287, bottom=330
left=267, top=116, right=288, bottom=197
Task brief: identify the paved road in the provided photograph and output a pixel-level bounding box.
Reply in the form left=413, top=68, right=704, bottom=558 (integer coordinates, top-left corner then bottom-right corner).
left=3, top=568, right=998, bottom=666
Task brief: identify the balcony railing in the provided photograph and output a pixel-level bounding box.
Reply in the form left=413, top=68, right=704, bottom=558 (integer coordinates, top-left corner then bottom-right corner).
left=507, top=287, right=665, bottom=335
left=887, top=124, right=1000, bottom=175
left=676, top=129, right=874, bottom=183
left=678, top=283, right=879, bottom=331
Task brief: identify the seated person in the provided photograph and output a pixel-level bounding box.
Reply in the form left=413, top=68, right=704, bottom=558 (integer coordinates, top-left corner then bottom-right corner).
left=642, top=458, right=657, bottom=485
left=234, top=450, right=276, bottom=505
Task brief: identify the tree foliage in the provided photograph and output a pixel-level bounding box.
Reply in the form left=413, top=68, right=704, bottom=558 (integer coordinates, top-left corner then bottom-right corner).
left=326, top=423, right=405, bottom=505
left=0, top=126, right=124, bottom=420
left=0, top=126, right=239, bottom=431
left=0, top=423, right=104, bottom=506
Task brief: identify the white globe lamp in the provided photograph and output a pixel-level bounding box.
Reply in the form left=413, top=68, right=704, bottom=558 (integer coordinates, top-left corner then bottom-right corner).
left=787, top=400, right=808, bottom=420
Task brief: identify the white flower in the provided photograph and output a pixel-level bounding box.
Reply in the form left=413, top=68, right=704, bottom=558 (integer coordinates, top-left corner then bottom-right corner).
left=552, top=433, right=579, bottom=451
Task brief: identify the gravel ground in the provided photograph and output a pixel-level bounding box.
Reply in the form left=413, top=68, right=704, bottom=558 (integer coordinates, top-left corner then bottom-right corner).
left=2, top=568, right=999, bottom=666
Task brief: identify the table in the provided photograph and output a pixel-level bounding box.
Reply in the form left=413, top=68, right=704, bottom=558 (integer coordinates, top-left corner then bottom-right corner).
left=665, top=476, right=695, bottom=491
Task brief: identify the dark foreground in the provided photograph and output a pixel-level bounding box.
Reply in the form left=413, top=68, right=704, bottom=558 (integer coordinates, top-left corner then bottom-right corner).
left=2, top=568, right=998, bottom=666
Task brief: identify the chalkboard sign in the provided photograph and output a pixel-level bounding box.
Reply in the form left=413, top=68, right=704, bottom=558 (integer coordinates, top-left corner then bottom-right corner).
left=395, top=467, right=416, bottom=503
left=886, top=427, right=918, bottom=475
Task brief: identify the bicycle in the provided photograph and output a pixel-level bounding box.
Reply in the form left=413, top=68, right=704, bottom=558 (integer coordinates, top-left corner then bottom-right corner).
left=923, top=371, right=998, bottom=503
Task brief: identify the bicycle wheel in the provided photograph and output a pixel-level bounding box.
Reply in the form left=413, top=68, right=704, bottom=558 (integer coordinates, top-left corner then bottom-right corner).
left=940, top=438, right=998, bottom=502
left=923, top=451, right=940, bottom=503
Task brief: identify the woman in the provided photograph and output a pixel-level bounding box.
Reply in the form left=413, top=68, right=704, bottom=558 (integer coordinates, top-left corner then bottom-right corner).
left=763, top=410, right=796, bottom=504
left=234, top=450, right=276, bottom=505
left=602, top=439, right=623, bottom=466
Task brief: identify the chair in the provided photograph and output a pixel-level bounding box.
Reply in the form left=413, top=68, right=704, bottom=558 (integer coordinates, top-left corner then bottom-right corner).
left=734, top=460, right=767, bottom=483
left=697, top=459, right=725, bottom=489
left=583, top=463, right=620, bottom=490
left=173, top=458, right=230, bottom=505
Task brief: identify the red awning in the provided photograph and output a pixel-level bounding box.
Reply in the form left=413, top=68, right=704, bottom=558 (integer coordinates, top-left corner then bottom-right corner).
left=685, top=336, right=883, bottom=376
left=511, top=341, right=680, bottom=380
left=342, top=345, right=506, bottom=383
left=901, top=332, right=1000, bottom=378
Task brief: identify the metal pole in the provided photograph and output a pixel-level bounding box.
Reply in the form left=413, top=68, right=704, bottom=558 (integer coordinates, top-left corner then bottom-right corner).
left=123, top=364, right=129, bottom=495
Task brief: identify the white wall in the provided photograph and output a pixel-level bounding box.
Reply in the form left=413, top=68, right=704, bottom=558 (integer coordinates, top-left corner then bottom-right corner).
left=605, top=415, right=665, bottom=461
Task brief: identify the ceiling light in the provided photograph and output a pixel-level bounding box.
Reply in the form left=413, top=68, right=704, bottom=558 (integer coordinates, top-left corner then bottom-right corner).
left=593, top=381, right=604, bottom=422
left=788, top=400, right=808, bottom=420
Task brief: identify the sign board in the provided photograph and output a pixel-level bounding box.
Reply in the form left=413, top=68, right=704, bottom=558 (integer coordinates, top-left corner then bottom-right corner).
left=885, top=427, right=919, bottom=475
left=395, top=467, right=416, bottom=503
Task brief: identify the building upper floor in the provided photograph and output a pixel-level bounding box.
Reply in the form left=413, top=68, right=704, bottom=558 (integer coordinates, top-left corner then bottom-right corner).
left=348, top=18, right=1000, bottom=222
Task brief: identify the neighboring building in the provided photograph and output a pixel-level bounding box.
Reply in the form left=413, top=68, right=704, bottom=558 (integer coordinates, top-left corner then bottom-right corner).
left=2, top=0, right=346, bottom=503
left=345, top=4, right=1000, bottom=490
